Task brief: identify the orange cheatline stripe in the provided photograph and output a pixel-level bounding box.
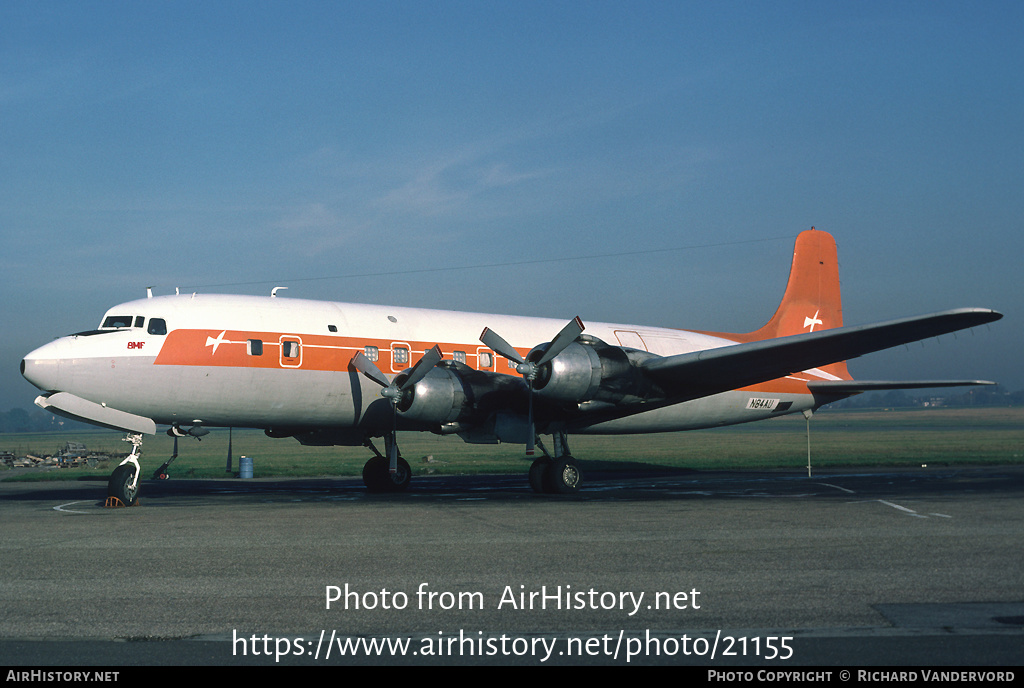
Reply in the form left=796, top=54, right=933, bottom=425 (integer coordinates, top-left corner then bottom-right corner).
left=152, top=329, right=526, bottom=375
left=152, top=329, right=820, bottom=395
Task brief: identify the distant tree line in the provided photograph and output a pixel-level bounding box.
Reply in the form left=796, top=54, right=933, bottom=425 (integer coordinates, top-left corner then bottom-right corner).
left=824, top=385, right=1024, bottom=410
left=0, top=408, right=94, bottom=433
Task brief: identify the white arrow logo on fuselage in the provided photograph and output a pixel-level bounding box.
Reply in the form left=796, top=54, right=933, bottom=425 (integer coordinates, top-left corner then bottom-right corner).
left=206, top=330, right=229, bottom=354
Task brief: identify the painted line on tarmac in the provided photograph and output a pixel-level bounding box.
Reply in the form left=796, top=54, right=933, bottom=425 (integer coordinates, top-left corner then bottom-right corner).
left=877, top=499, right=928, bottom=518
left=53, top=501, right=94, bottom=514
left=819, top=482, right=856, bottom=494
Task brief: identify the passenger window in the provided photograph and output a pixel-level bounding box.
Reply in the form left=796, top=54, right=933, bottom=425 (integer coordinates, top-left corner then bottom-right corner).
left=282, top=341, right=300, bottom=358
left=364, top=346, right=379, bottom=362
left=247, top=339, right=263, bottom=356
left=393, top=347, right=409, bottom=365
left=479, top=352, right=493, bottom=369
left=453, top=351, right=466, bottom=364
left=147, top=318, right=167, bottom=335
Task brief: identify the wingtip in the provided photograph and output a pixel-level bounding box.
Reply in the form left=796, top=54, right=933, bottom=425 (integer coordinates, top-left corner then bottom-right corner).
left=957, top=307, right=1003, bottom=324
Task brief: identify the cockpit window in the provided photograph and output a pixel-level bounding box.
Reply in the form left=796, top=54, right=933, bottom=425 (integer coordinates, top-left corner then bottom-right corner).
left=147, top=318, right=167, bottom=335
left=102, top=315, right=134, bottom=329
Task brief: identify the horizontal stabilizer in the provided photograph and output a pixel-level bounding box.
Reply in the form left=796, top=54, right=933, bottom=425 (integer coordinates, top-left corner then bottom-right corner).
left=35, top=393, right=157, bottom=434
left=640, top=308, right=1002, bottom=400
left=808, top=380, right=996, bottom=394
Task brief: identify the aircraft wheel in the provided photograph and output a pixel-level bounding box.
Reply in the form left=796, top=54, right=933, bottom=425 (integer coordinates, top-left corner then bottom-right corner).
left=528, top=458, right=549, bottom=493
left=362, top=456, right=412, bottom=493
left=545, top=457, right=582, bottom=494
left=108, top=463, right=140, bottom=505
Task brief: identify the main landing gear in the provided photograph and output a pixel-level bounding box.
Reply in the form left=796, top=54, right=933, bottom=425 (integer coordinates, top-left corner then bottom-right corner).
left=361, top=436, right=411, bottom=493
left=107, top=433, right=143, bottom=507
left=530, top=431, right=582, bottom=494
left=358, top=431, right=583, bottom=495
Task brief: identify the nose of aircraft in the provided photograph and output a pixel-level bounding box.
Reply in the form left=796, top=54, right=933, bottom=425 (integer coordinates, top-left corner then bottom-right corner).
left=21, top=338, right=70, bottom=392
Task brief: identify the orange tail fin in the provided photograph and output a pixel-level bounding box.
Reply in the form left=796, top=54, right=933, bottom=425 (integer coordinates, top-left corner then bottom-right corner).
left=750, top=228, right=851, bottom=379
left=755, top=228, right=843, bottom=337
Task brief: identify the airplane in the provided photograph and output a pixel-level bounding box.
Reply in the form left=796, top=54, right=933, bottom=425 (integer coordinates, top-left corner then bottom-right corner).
left=20, top=228, right=1002, bottom=504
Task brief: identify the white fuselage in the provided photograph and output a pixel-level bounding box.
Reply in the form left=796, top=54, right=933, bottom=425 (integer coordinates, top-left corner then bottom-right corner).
left=22, top=294, right=819, bottom=440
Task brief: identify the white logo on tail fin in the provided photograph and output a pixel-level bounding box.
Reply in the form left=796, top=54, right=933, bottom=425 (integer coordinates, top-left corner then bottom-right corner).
left=803, top=310, right=823, bottom=332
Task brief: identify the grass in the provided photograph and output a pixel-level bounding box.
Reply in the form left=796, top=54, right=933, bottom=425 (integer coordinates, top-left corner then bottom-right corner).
left=1, top=407, right=1022, bottom=482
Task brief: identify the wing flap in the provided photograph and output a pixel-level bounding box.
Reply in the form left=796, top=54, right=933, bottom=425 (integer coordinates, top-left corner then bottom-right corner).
left=639, top=308, right=1002, bottom=399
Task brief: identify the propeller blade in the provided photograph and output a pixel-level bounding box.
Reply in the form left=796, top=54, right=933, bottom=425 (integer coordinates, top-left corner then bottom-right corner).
left=388, top=419, right=398, bottom=474
left=526, top=385, right=535, bottom=455
left=480, top=327, right=525, bottom=364
left=355, top=346, right=443, bottom=478
left=351, top=351, right=391, bottom=388
left=536, top=316, right=584, bottom=366
left=400, top=345, right=443, bottom=390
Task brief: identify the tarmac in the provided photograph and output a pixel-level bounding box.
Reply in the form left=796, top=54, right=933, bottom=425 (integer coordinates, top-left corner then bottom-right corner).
left=1, top=465, right=1022, bottom=666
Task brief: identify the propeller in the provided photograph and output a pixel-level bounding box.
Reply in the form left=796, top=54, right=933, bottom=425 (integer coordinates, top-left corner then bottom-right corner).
left=479, top=316, right=584, bottom=454
left=352, top=345, right=443, bottom=471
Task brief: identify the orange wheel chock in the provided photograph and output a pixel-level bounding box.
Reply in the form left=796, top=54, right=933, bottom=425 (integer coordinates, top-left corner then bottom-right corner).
left=104, top=497, right=140, bottom=508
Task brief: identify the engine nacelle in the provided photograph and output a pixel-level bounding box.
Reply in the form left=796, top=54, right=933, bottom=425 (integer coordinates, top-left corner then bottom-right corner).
left=395, top=366, right=467, bottom=424
left=531, top=335, right=657, bottom=405
left=394, top=362, right=527, bottom=426
left=392, top=339, right=658, bottom=428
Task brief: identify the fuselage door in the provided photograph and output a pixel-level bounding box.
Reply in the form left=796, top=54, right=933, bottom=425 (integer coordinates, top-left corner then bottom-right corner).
left=614, top=330, right=647, bottom=351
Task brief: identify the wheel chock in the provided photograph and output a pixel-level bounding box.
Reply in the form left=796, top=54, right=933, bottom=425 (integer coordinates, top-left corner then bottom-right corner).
left=104, top=496, right=140, bottom=508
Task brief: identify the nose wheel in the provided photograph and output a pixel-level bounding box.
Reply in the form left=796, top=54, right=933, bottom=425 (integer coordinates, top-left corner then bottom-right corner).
left=107, top=433, right=143, bottom=507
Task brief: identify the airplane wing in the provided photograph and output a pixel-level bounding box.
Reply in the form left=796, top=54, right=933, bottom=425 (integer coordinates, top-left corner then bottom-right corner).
left=805, top=379, right=995, bottom=394
left=637, top=308, right=1002, bottom=401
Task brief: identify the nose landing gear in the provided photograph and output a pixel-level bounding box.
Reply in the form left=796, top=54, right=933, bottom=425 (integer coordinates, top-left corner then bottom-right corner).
left=106, top=433, right=144, bottom=507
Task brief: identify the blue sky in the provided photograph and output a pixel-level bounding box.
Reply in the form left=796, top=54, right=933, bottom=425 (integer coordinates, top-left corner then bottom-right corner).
left=2, top=1, right=1021, bottom=412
